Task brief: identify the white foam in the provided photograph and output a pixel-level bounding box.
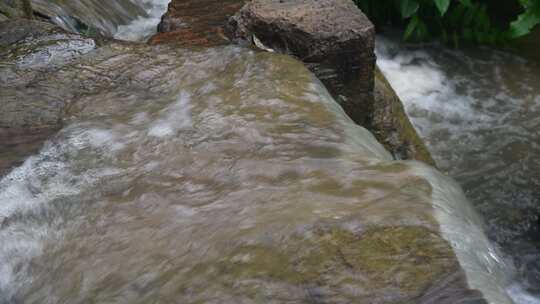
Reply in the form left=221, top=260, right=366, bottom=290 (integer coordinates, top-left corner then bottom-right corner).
left=0, top=127, right=124, bottom=219
left=0, top=125, right=127, bottom=301
left=114, top=0, right=171, bottom=42
left=377, top=36, right=540, bottom=303
left=376, top=38, right=493, bottom=138
left=0, top=226, right=46, bottom=300
left=148, top=91, right=193, bottom=138
left=412, top=163, right=514, bottom=304
left=508, top=284, right=540, bottom=304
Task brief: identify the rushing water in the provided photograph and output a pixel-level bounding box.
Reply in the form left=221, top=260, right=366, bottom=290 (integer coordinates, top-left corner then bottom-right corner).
left=31, top=0, right=146, bottom=36
left=114, top=0, right=170, bottom=41
left=30, top=0, right=169, bottom=41
left=377, top=35, right=540, bottom=303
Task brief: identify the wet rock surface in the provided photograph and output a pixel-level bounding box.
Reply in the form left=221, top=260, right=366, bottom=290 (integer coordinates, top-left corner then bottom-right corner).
left=0, top=0, right=27, bottom=19
left=0, top=19, right=96, bottom=174
left=0, top=18, right=512, bottom=303
left=373, top=67, right=436, bottom=165
left=150, top=0, right=246, bottom=46
left=227, top=0, right=376, bottom=127
left=151, top=0, right=432, bottom=163
left=0, top=20, right=95, bottom=131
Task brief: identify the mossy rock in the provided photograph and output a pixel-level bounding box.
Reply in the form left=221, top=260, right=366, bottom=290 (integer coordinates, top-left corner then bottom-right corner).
left=296, top=226, right=457, bottom=293
left=372, top=66, right=436, bottom=167
left=0, top=2, right=21, bottom=18
left=180, top=226, right=461, bottom=303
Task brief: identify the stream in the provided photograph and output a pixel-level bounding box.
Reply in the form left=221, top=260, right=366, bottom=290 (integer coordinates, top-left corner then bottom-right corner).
left=377, top=35, right=540, bottom=303
left=1, top=0, right=538, bottom=303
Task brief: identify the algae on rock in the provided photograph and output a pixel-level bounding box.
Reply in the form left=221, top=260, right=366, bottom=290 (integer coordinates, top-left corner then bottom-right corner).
left=372, top=67, right=436, bottom=166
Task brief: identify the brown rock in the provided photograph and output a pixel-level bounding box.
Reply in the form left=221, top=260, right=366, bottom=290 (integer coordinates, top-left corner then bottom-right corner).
left=227, top=0, right=376, bottom=126
left=149, top=0, right=246, bottom=46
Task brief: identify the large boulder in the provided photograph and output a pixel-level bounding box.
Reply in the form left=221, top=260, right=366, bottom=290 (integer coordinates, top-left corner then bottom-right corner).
left=0, top=19, right=513, bottom=304
left=227, top=0, right=376, bottom=127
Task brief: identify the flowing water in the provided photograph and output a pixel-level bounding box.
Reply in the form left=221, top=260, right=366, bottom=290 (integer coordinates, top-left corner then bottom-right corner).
left=0, top=0, right=530, bottom=303
left=31, top=0, right=147, bottom=36
left=0, top=40, right=514, bottom=303
left=377, top=35, right=540, bottom=303
left=114, top=0, right=170, bottom=41
left=30, top=0, right=169, bottom=41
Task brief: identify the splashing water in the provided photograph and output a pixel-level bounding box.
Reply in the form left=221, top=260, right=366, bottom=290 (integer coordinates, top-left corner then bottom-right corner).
left=31, top=0, right=148, bottom=36
left=29, top=0, right=169, bottom=41
left=376, top=35, right=540, bottom=303
left=114, top=0, right=171, bottom=41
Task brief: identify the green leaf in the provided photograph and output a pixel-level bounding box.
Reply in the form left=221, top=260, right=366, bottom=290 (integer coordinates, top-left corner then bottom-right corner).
left=519, top=0, right=532, bottom=8
left=433, top=0, right=450, bottom=16
left=404, top=15, right=420, bottom=40
left=400, top=0, right=419, bottom=18
left=459, top=0, right=473, bottom=8
left=510, top=7, right=540, bottom=37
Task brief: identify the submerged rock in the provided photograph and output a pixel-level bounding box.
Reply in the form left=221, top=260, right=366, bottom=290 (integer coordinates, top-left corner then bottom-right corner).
left=0, top=19, right=513, bottom=303
left=0, top=20, right=95, bottom=133
left=0, top=19, right=96, bottom=173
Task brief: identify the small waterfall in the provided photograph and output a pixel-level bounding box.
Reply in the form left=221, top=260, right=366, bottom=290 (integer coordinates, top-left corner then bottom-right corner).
left=114, top=0, right=171, bottom=42
left=30, top=0, right=169, bottom=40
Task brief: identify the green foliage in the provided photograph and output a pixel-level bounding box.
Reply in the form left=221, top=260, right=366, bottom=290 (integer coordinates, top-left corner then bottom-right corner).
left=400, top=0, right=420, bottom=18
left=433, top=0, right=450, bottom=15
left=354, top=0, right=540, bottom=46
left=510, top=0, right=540, bottom=37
